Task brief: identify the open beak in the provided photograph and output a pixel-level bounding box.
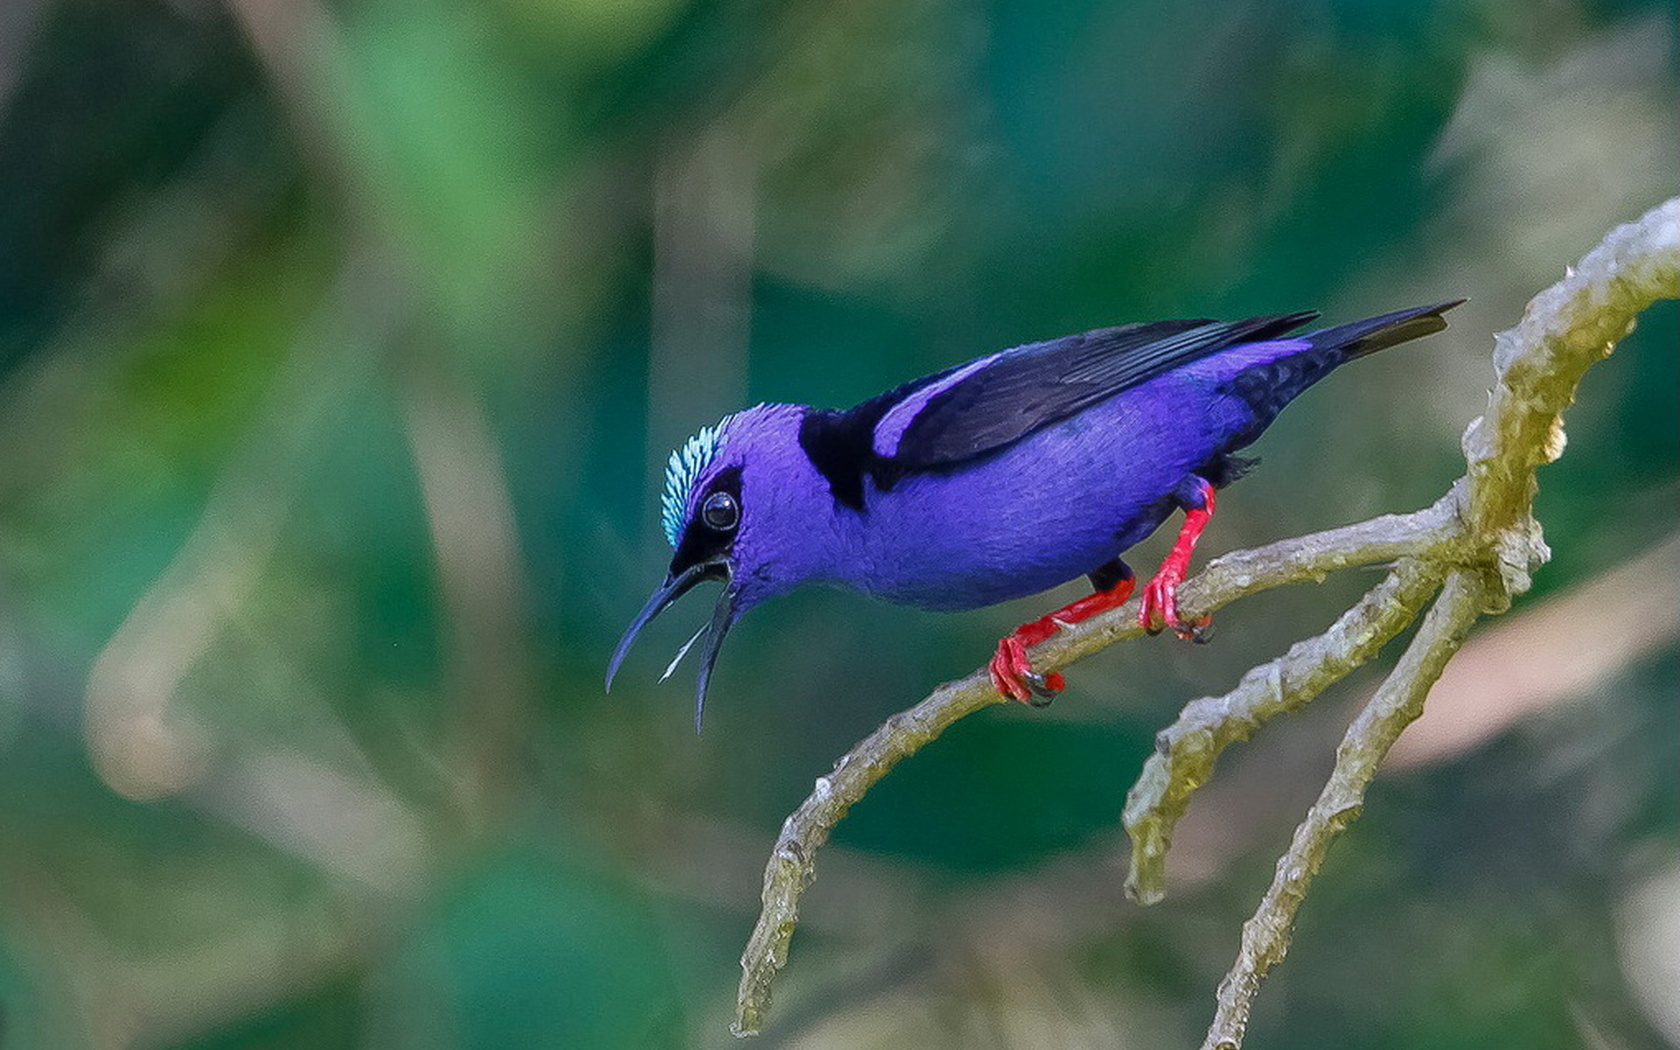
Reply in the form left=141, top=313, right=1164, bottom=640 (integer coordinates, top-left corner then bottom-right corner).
left=605, top=558, right=739, bottom=732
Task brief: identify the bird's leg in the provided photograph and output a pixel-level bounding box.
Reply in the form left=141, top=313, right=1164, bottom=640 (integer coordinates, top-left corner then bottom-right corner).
left=1139, top=476, right=1216, bottom=641
left=990, top=560, right=1135, bottom=705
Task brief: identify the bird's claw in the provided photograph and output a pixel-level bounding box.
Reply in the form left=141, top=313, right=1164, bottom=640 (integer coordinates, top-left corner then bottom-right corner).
left=989, top=634, right=1063, bottom=705
left=1138, top=569, right=1212, bottom=642
left=1019, top=670, right=1059, bottom=706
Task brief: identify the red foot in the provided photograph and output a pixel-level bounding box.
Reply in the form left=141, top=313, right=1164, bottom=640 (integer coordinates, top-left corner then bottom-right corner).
left=1139, top=480, right=1217, bottom=641
left=989, top=633, right=1065, bottom=704
left=990, top=575, right=1134, bottom=704
left=1140, top=567, right=1211, bottom=640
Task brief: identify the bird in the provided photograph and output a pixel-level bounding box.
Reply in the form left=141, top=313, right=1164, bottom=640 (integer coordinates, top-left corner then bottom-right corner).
left=607, top=301, right=1461, bottom=729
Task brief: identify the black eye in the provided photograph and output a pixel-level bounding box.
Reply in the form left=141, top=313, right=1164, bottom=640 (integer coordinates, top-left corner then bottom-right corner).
left=701, top=491, right=739, bottom=531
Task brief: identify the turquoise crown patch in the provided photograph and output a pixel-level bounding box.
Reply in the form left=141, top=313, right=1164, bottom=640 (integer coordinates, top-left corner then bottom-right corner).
left=661, top=416, right=733, bottom=547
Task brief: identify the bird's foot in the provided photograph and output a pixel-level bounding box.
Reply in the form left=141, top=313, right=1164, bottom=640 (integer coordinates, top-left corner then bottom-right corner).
left=1138, top=568, right=1212, bottom=642
left=1139, top=477, right=1216, bottom=642
left=989, top=627, right=1064, bottom=705
left=989, top=573, right=1136, bottom=704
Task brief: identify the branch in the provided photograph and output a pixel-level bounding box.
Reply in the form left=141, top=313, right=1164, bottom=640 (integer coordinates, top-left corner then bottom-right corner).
left=1200, top=568, right=1489, bottom=1050
left=1122, top=557, right=1445, bottom=906
left=733, top=197, right=1680, bottom=1038
left=1188, top=196, right=1680, bottom=1049
left=1464, top=195, right=1680, bottom=570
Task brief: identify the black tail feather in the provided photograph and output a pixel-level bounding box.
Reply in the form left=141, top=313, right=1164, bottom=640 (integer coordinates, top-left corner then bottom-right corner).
left=1305, top=299, right=1465, bottom=361
left=1222, top=300, right=1463, bottom=447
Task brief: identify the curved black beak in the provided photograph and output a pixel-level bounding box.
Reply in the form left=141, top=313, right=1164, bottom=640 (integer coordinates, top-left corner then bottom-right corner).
left=605, top=558, right=738, bottom=732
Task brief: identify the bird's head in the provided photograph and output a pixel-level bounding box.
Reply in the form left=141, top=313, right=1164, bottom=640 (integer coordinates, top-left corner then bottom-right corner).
left=605, top=402, right=825, bottom=729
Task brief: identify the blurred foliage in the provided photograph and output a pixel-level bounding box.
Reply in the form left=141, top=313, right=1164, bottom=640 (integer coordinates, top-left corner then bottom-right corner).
left=0, top=0, right=1674, bottom=1047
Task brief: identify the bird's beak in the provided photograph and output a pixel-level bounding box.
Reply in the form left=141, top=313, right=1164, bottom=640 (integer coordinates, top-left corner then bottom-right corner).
left=605, top=557, right=739, bottom=733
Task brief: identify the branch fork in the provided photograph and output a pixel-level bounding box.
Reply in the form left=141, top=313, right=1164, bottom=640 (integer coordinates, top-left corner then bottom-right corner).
left=733, top=198, right=1680, bottom=1043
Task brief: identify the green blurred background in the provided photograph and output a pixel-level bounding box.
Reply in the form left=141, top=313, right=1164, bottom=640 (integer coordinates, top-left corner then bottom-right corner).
left=0, top=0, right=1674, bottom=1047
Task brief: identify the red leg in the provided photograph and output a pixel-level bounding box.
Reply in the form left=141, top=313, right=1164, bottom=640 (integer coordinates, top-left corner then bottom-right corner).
left=990, top=573, right=1136, bottom=704
left=1139, top=478, right=1216, bottom=640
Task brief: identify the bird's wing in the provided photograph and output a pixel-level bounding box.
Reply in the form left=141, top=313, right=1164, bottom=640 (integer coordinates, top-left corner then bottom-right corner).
left=877, top=312, right=1320, bottom=469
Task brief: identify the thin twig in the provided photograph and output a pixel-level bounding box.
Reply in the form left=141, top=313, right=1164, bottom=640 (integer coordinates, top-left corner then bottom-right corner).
left=1122, top=557, right=1444, bottom=905
left=1200, top=569, right=1488, bottom=1050
left=1058, top=492, right=1464, bottom=663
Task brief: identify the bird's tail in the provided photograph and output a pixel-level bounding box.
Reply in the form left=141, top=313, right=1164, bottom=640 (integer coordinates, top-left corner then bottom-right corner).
left=1303, top=299, right=1465, bottom=363
left=1222, top=300, right=1463, bottom=443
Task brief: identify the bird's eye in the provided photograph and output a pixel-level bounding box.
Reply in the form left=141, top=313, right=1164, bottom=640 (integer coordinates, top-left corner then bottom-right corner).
left=701, top=491, right=739, bottom=531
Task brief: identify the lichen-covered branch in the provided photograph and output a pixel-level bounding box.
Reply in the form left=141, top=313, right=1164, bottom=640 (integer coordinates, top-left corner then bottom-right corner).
left=1056, top=490, right=1463, bottom=663
left=1200, top=570, right=1488, bottom=1049
left=1464, top=197, right=1680, bottom=573
left=1122, top=557, right=1444, bottom=906
left=1461, top=198, right=1680, bottom=603
left=733, top=197, right=1680, bottom=1039
left=734, top=665, right=1002, bottom=1036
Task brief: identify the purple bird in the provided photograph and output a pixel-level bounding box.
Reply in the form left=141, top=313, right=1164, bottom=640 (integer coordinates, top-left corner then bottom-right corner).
left=608, top=302, right=1460, bottom=728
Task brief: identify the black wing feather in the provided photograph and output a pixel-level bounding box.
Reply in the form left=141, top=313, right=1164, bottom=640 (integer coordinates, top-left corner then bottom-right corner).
left=797, top=367, right=962, bottom=510
left=892, top=311, right=1319, bottom=467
